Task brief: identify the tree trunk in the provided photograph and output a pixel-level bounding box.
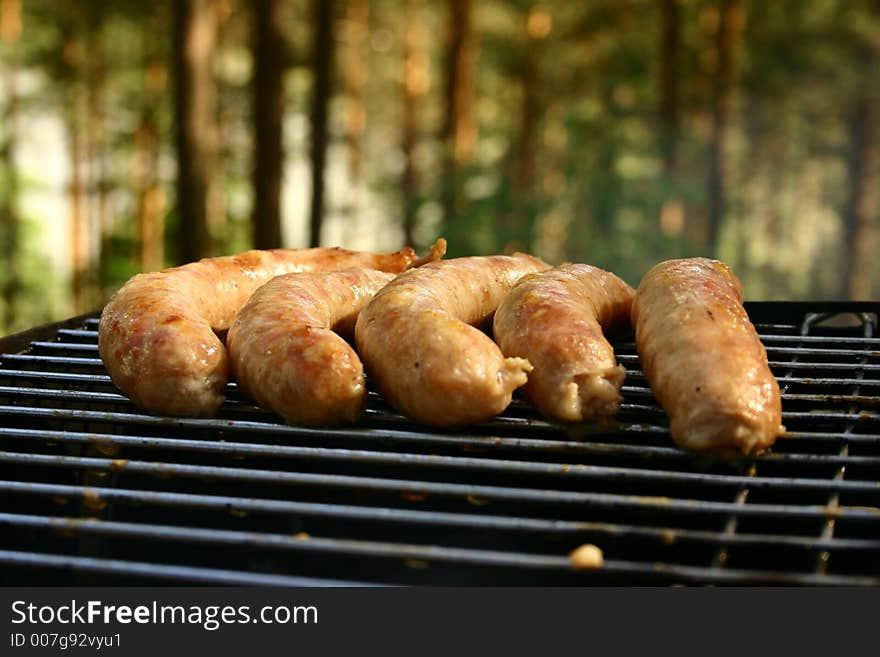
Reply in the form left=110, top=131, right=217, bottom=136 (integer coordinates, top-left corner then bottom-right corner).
left=507, top=5, right=550, bottom=252
left=136, top=56, right=166, bottom=273
left=59, top=6, right=94, bottom=315
left=252, top=0, right=284, bottom=249
left=843, top=47, right=879, bottom=300
left=0, top=0, right=21, bottom=330
left=85, top=15, right=111, bottom=297
left=69, top=113, right=89, bottom=314
left=658, top=0, right=684, bottom=236
left=338, top=0, right=368, bottom=243
left=659, top=0, right=680, bottom=175
left=308, top=0, right=334, bottom=248
left=343, top=0, right=367, bottom=185
left=706, top=0, right=744, bottom=255
left=512, top=49, right=538, bottom=198
left=441, top=0, right=474, bottom=230
left=401, top=0, right=427, bottom=246
left=174, top=0, right=217, bottom=263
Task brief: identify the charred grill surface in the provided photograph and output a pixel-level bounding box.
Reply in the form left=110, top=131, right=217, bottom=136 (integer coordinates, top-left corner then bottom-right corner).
left=0, top=303, right=877, bottom=585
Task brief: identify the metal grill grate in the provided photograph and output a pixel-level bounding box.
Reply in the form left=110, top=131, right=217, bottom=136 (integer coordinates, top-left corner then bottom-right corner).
left=0, top=302, right=878, bottom=585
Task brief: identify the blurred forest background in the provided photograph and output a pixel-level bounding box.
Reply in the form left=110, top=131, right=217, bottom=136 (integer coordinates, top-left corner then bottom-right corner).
left=0, top=0, right=878, bottom=334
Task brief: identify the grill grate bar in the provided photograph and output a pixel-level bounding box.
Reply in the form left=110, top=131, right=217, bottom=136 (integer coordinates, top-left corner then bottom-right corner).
left=56, top=329, right=99, bottom=339
left=779, top=430, right=880, bottom=444
left=1, top=511, right=581, bottom=570
left=30, top=342, right=99, bottom=353
left=0, top=385, right=256, bottom=408
left=0, top=402, right=880, bottom=442
left=2, top=400, right=879, bottom=458
left=0, top=424, right=691, bottom=462
left=621, top=384, right=880, bottom=400
left=2, top=305, right=878, bottom=585
left=772, top=393, right=880, bottom=405
left=15, top=346, right=880, bottom=375
left=0, top=385, right=129, bottom=403
left=6, top=356, right=880, bottom=386
left=0, top=369, right=114, bottom=383
left=32, top=333, right=880, bottom=350
left=817, top=447, right=850, bottom=576
left=5, top=424, right=879, bottom=466
left=747, top=376, right=876, bottom=387
left=4, top=510, right=880, bottom=586
left=1, top=426, right=878, bottom=493
left=619, top=348, right=880, bottom=361
left=2, top=402, right=876, bottom=433
left=709, top=313, right=813, bottom=573
left=619, top=334, right=880, bottom=347
left=2, top=450, right=877, bottom=519
left=4, top=479, right=878, bottom=552
left=636, top=362, right=880, bottom=376
left=1, top=542, right=876, bottom=587
left=617, top=370, right=880, bottom=384
left=0, top=549, right=375, bottom=586
left=711, top=465, right=756, bottom=570
left=814, top=314, right=875, bottom=574
left=769, top=362, right=880, bottom=373
left=1, top=354, right=106, bottom=366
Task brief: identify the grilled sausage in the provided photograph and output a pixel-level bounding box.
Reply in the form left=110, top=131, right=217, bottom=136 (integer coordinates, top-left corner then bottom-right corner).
left=227, top=268, right=395, bottom=426
left=99, top=244, right=441, bottom=417
left=355, top=254, right=550, bottom=427
left=632, top=258, right=784, bottom=456
left=493, top=264, right=635, bottom=422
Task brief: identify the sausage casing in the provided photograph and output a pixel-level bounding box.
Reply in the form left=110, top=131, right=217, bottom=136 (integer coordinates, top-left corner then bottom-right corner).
left=632, top=258, right=784, bottom=456
left=355, top=254, right=549, bottom=426
left=98, top=246, right=424, bottom=417
left=494, top=264, right=634, bottom=422
left=227, top=268, right=395, bottom=425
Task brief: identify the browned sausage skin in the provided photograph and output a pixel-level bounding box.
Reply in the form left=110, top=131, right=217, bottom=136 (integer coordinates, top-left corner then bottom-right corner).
left=355, top=254, right=550, bottom=427
left=493, top=264, right=635, bottom=422
left=632, top=258, right=784, bottom=456
left=227, top=268, right=395, bottom=426
left=98, top=246, right=427, bottom=418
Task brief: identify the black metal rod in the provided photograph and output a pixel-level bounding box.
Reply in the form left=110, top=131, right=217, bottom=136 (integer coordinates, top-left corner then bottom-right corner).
left=2, top=308, right=879, bottom=586
left=0, top=549, right=376, bottom=586
left=0, top=424, right=877, bottom=491
left=1, top=450, right=877, bottom=519
left=1, top=480, right=877, bottom=552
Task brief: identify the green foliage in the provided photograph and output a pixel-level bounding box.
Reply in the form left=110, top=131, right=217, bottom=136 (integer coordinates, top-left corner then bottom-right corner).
left=1, top=0, right=878, bottom=335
